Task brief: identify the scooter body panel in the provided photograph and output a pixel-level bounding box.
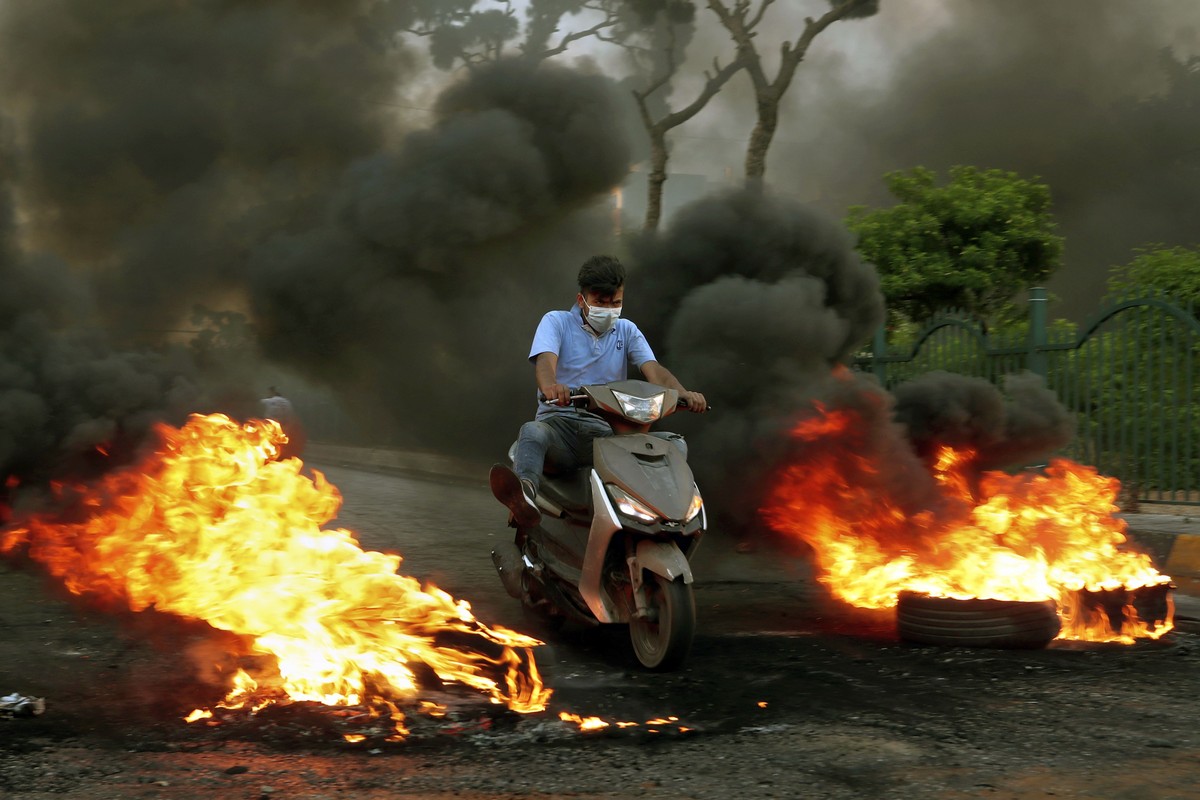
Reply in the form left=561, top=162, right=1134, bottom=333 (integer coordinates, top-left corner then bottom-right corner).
left=578, top=469, right=622, bottom=622
left=633, top=539, right=694, bottom=584
left=593, top=434, right=695, bottom=522
left=529, top=514, right=588, bottom=582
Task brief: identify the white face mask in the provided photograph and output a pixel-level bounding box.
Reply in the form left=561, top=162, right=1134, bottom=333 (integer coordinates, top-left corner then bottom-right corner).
left=583, top=300, right=622, bottom=334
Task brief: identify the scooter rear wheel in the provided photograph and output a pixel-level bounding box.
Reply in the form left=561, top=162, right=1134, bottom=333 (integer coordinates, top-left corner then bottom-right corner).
left=629, top=573, right=695, bottom=671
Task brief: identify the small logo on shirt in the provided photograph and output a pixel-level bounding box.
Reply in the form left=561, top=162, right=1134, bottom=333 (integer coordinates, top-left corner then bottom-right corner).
left=617, top=339, right=623, bottom=350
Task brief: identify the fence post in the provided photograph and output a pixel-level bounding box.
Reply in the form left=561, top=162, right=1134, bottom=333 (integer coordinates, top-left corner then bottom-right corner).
left=872, top=326, right=887, bottom=384
left=1027, top=287, right=1048, bottom=378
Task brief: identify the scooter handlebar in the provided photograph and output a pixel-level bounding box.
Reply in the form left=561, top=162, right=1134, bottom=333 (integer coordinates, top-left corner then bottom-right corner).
left=535, top=389, right=708, bottom=411
left=537, top=389, right=587, bottom=406
left=676, top=396, right=711, bottom=411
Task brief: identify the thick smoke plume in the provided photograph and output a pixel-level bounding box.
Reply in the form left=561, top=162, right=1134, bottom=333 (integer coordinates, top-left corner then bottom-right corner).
left=893, top=371, right=1076, bottom=471
left=0, top=144, right=211, bottom=517
left=634, top=188, right=1077, bottom=545
left=630, top=188, right=885, bottom=538
left=248, top=59, right=634, bottom=453
left=0, top=1, right=639, bottom=491
left=0, top=1, right=414, bottom=331
left=0, top=1, right=437, bottom=513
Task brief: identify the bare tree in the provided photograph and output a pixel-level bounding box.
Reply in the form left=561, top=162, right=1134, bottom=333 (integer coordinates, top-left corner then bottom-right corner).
left=707, top=0, right=880, bottom=185
left=632, top=28, right=744, bottom=231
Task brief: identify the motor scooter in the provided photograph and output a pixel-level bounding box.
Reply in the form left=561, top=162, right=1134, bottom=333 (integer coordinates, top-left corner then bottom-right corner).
left=491, top=379, right=706, bottom=671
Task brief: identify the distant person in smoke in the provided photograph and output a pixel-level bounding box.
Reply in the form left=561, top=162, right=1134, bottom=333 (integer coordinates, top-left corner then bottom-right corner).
left=260, top=386, right=306, bottom=461
left=490, top=255, right=706, bottom=528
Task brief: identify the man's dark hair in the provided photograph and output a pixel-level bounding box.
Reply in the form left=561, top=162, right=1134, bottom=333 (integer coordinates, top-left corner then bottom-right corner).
left=577, top=255, right=625, bottom=296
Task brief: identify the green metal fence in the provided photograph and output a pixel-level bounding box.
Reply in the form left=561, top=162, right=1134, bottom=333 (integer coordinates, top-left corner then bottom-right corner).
left=856, top=288, right=1200, bottom=507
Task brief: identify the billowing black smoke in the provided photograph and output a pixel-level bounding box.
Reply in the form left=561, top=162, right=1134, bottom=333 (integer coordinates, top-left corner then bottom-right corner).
left=0, top=1, right=639, bottom=486
left=0, top=1, right=440, bottom=507
left=629, top=188, right=885, bottom=538
left=634, top=188, right=1077, bottom=545
left=247, top=59, right=635, bottom=453
left=0, top=137, right=212, bottom=509
left=0, top=1, right=415, bottom=332
left=634, top=188, right=883, bottom=373
left=893, top=371, right=1076, bottom=471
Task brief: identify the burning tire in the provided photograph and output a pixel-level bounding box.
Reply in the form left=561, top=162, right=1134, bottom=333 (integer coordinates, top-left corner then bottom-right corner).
left=629, top=574, right=696, bottom=671
left=896, top=591, right=1061, bottom=649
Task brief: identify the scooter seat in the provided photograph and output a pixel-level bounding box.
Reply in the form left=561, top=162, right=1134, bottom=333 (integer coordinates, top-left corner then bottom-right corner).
left=538, top=469, right=592, bottom=515
left=506, top=441, right=591, bottom=515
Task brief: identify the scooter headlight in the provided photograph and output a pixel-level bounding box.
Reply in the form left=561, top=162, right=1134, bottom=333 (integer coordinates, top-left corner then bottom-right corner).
left=611, top=390, right=664, bottom=423
left=684, top=487, right=704, bottom=523
left=607, top=484, right=659, bottom=523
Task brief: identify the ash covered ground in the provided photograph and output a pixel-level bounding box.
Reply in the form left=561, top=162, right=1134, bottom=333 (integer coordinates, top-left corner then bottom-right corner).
left=2, top=465, right=1198, bottom=800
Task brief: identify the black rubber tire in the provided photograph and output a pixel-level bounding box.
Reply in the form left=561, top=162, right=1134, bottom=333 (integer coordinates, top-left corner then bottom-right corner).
left=896, top=591, right=1061, bottom=649
left=629, top=574, right=696, bottom=671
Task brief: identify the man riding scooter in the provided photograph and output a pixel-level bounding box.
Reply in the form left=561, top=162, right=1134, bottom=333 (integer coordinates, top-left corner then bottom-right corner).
left=490, top=255, right=707, bottom=528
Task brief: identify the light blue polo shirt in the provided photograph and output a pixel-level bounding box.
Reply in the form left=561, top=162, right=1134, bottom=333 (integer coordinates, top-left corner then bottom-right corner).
left=528, top=305, right=657, bottom=419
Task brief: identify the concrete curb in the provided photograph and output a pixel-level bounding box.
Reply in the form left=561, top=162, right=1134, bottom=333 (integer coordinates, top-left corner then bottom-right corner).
left=1167, top=537, right=1200, bottom=596
left=1118, top=515, right=1200, bottom=599
left=303, top=442, right=1200, bottom=602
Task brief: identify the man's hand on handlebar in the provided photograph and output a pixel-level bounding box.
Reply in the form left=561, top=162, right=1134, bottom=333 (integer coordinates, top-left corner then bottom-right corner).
left=680, top=390, right=707, bottom=413
left=539, top=383, right=573, bottom=406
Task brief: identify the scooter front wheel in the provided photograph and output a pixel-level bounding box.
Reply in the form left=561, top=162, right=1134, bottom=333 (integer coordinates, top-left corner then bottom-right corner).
left=629, top=573, right=696, bottom=671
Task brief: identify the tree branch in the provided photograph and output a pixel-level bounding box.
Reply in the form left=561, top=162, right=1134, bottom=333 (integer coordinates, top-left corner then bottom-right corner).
left=655, top=56, right=746, bottom=132
left=596, top=31, right=655, bottom=56
left=777, top=0, right=874, bottom=89
left=707, top=0, right=769, bottom=89
left=632, top=23, right=683, bottom=129
left=538, top=16, right=620, bottom=60
left=747, top=0, right=775, bottom=31
left=634, top=21, right=745, bottom=137
left=522, top=0, right=622, bottom=61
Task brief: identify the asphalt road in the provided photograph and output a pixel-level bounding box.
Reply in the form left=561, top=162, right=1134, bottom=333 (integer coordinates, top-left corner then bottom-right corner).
left=314, top=462, right=828, bottom=637
left=319, top=465, right=1200, bottom=797
left=3, top=463, right=1200, bottom=799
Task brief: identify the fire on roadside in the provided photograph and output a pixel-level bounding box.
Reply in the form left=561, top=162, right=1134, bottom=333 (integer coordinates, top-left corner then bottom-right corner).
left=0, top=413, right=551, bottom=737
left=558, top=711, right=689, bottom=734
left=763, top=403, right=1174, bottom=644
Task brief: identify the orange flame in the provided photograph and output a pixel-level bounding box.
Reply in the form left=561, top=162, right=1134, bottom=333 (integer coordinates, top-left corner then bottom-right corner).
left=557, top=711, right=689, bottom=733
left=559, top=711, right=611, bottom=732
left=0, top=413, right=551, bottom=732
left=764, top=404, right=1173, bottom=643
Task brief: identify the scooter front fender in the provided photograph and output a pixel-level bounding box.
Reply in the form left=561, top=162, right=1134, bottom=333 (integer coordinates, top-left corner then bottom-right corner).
left=633, top=539, right=694, bottom=585
left=580, top=469, right=621, bottom=623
